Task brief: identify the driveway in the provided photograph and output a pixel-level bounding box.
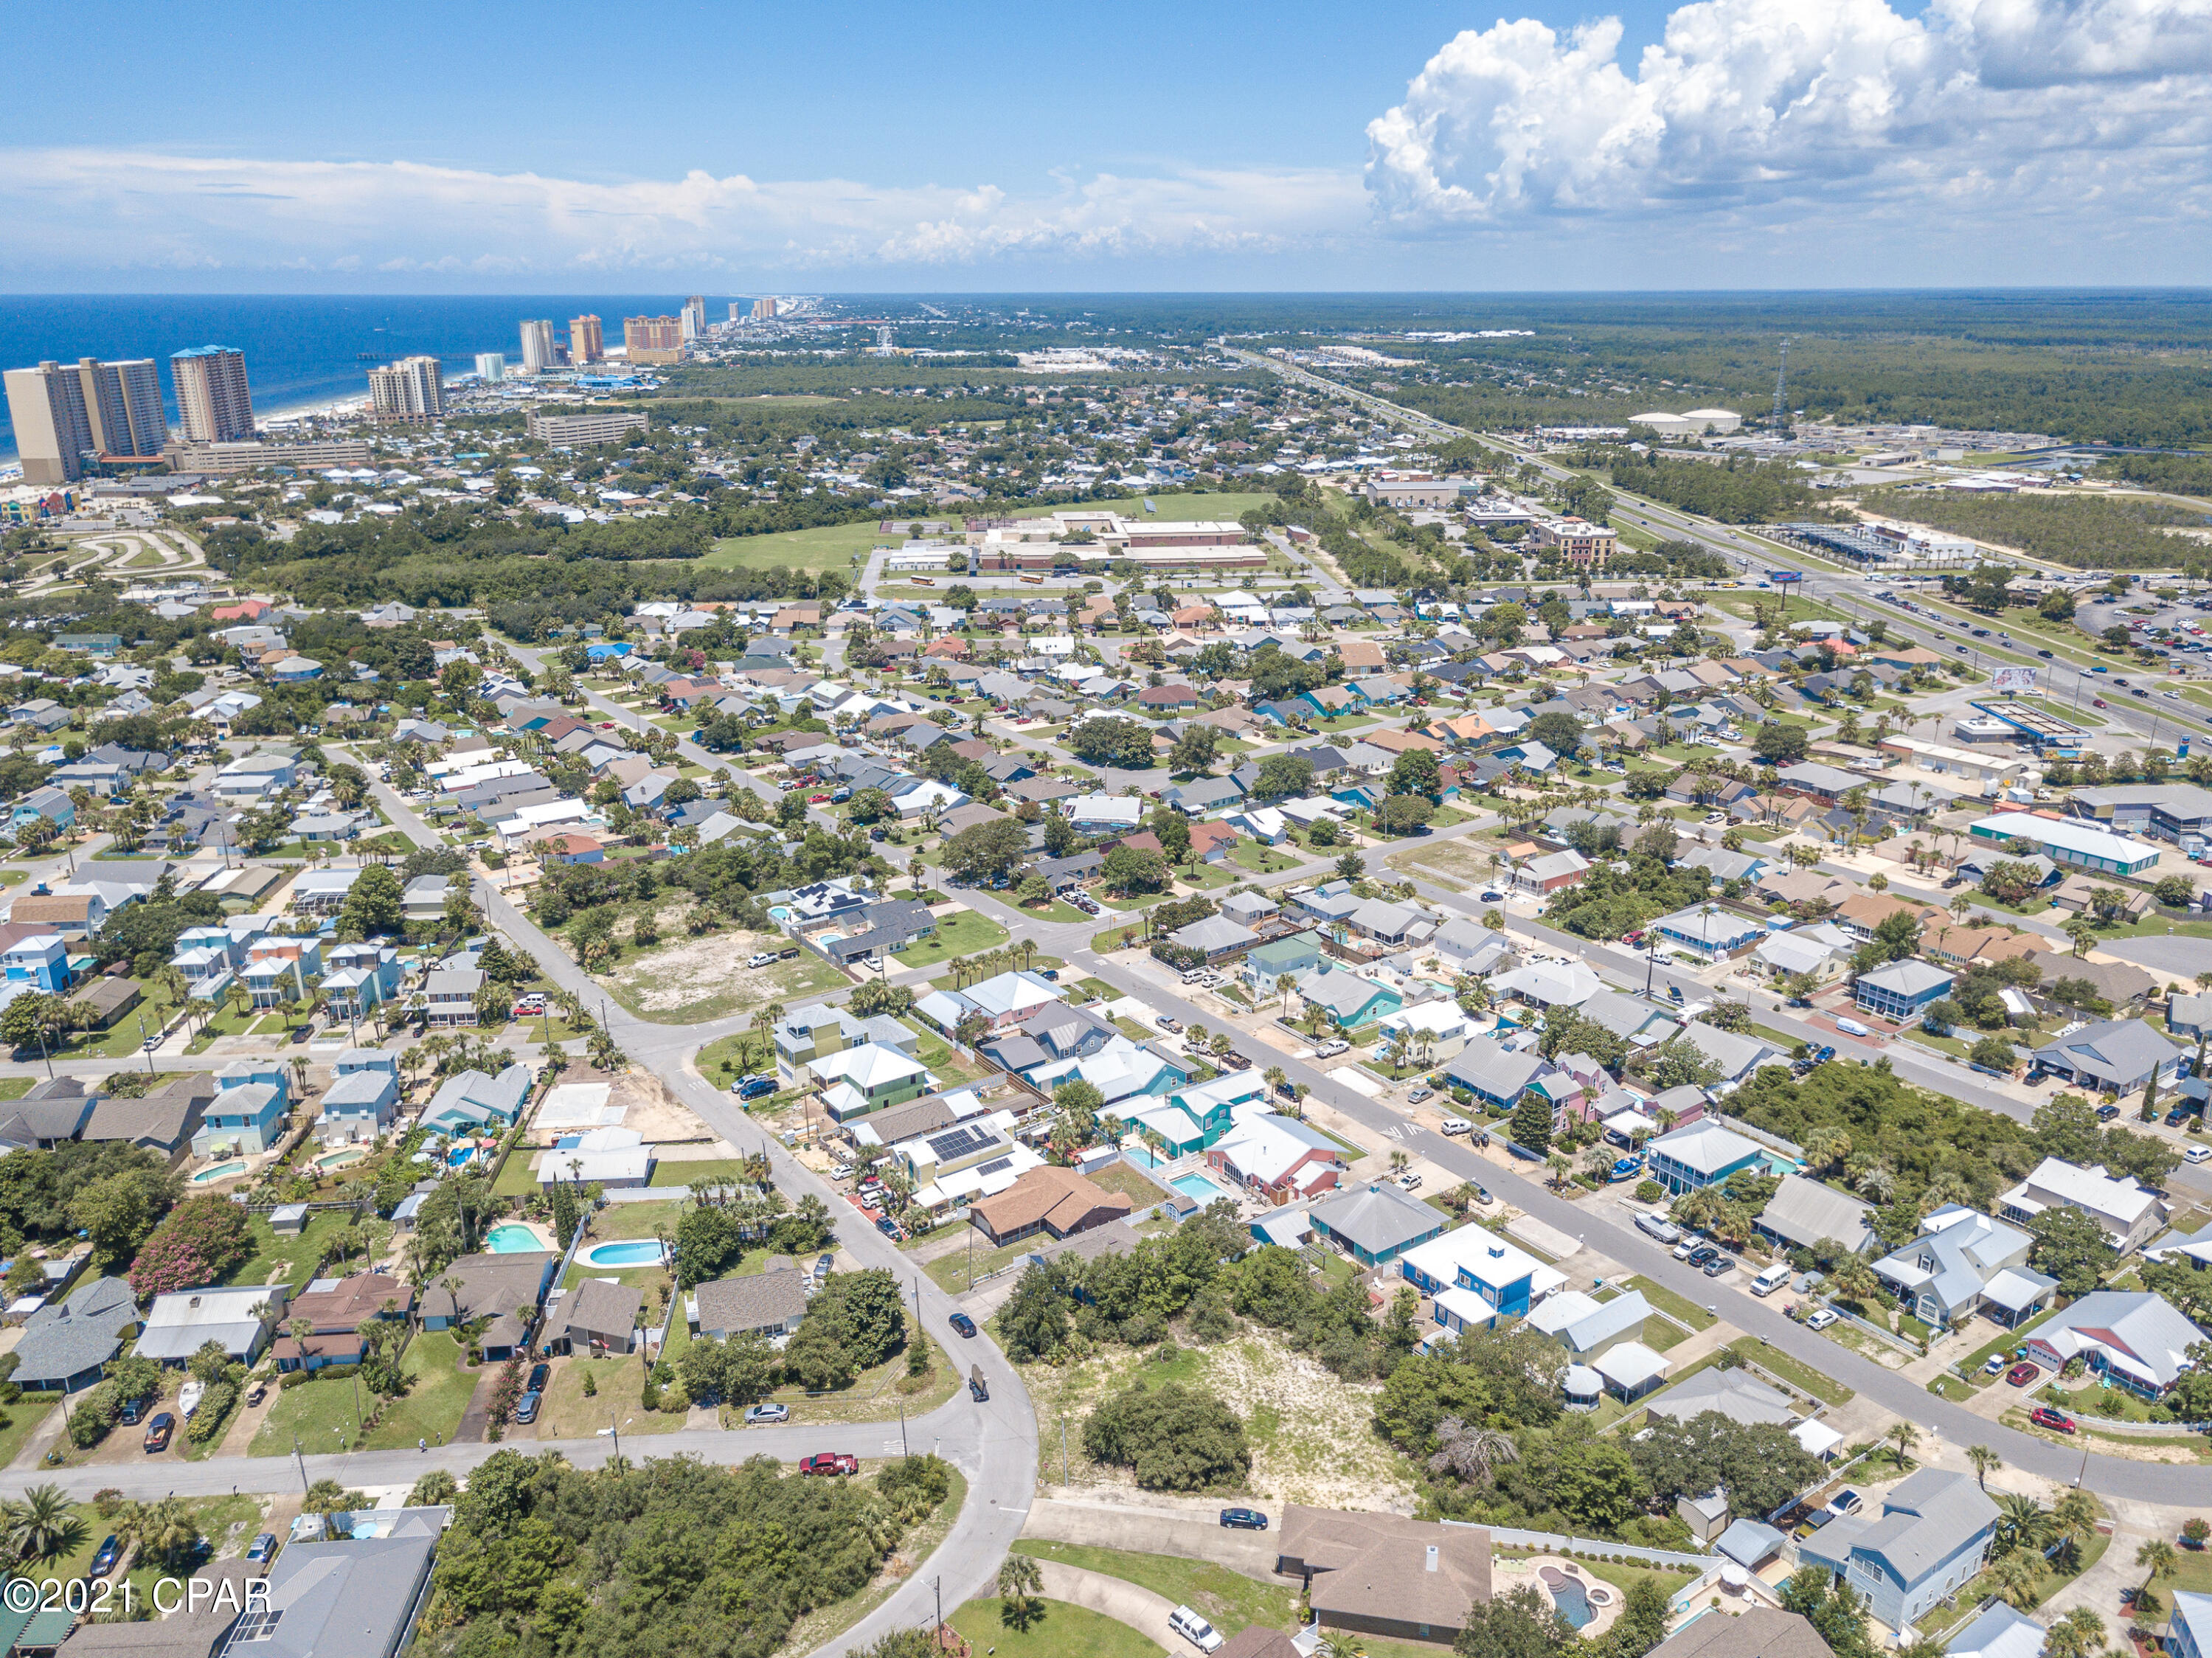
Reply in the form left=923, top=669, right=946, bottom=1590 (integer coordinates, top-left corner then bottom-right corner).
left=1022, top=1494, right=1279, bottom=1578
left=1029, top=1558, right=1185, bottom=1648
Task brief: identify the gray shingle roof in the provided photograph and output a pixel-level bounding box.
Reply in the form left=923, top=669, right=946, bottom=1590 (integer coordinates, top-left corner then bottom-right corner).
left=694, top=1269, right=809, bottom=1336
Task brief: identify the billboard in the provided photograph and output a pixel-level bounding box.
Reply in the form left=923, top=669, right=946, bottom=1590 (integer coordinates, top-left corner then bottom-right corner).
left=1991, top=665, right=2038, bottom=693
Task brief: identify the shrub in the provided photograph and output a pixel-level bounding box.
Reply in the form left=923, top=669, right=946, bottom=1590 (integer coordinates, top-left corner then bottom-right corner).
left=1082, top=1380, right=1251, bottom=1491
left=186, top=1381, right=238, bottom=1444
left=128, top=1196, right=253, bottom=1298
left=876, top=1453, right=953, bottom=1523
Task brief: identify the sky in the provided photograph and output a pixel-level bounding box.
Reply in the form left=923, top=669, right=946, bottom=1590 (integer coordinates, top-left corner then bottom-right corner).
left=4, top=0, right=2211, bottom=292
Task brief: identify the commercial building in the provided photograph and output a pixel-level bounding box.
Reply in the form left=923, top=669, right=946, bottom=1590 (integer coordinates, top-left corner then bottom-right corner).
left=367, top=355, right=445, bottom=422
left=169, top=346, right=255, bottom=443
left=2069, top=784, right=2212, bottom=854
left=3, top=361, right=95, bottom=482
left=474, top=352, right=506, bottom=383
left=623, top=315, right=684, bottom=364
left=519, top=318, right=558, bottom=372
left=751, top=296, right=779, bottom=320
left=1536, top=517, right=1621, bottom=566
left=680, top=296, right=707, bottom=340
left=1966, top=812, right=2159, bottom=875
left=525, top=409, right=651, bottom=447
left=167, top=437, right=373, bottom=474
left=569, top=313, right=604, bottom=364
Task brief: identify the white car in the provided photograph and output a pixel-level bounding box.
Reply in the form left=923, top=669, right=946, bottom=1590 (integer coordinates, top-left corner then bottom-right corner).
left=2187, top=1145, right=2212, bottom=1165
left=1396, top=1171, right=1422, bottom=1191
left=1314, top=1039, right=1350, bottom=1058
left=1806, top=1308, right=1839, bottom=1331
left=1169, top=1607, right=1224, bottom=1654
left=1672, top=1238, right=1699, bottom=1261
left=1834, top=1017, right=1873, bottom=1037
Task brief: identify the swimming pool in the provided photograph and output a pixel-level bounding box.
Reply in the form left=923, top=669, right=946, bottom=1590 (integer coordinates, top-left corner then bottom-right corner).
left=445, top=1145, right=477, bottom=1168
left=1123, top=1145, right=1163, bottom=1170
left=1171, top=1172, right=1233, bottom=1204
left=1548, top=1578, right=1592, bottom=1629
left=312, top=1148, right=367, bottom=1171
left=485, top=1223, right=546, bottom=1254
left=579, top=1238, right=669, bottom=1268
left=189, top=1159, right=246, bottom=1184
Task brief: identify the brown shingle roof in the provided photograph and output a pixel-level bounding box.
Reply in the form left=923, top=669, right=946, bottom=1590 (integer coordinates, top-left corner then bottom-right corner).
left=1648, top=1609, right=1836, bottom=1658
left=969, top=1166, right=1131, bottom=1241
left=694, top=1269, right=809, bottom=1336
left=1277, top=1506, right=1491, bottom=1637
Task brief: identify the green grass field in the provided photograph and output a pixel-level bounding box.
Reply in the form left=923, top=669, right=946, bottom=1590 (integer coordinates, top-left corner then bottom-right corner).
left=950, top=1598, right=1162, bottom=1658
left=250, top=1330, right=476, bottom=1455
left=1010, top=1541, right=1301, bottom=1635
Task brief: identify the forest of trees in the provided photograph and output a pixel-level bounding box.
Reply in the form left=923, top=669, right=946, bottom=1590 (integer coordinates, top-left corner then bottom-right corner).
left=1597, top=451, right=1821, bottom=524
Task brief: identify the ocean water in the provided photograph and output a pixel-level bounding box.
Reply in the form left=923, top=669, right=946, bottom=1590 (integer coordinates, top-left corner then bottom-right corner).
left=0, top=294, right=749, bottom=464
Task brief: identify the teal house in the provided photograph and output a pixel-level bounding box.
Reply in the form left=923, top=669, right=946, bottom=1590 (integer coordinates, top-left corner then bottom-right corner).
left=1297, top=966, right=1404, bottom=1034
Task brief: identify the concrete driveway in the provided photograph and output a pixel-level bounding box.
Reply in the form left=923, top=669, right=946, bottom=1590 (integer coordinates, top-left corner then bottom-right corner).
left=1022, top=1494, right=1280, bottom=1578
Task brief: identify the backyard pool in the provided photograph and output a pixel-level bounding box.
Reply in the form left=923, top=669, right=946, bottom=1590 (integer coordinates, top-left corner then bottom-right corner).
left=445, top=1145, right=478, bottom=1168
left=486, top=1224, right=547, bottom=1254
left=1123, top=1145, right=1164, bottom=1170
left=190, top=1160, right=247, bottom=1184
left=1171, top=1172, right=1234, bottom=1204
left=579, top=1239, right=669, bottom=1269
left=311, top=1148, right=366, bottom=1172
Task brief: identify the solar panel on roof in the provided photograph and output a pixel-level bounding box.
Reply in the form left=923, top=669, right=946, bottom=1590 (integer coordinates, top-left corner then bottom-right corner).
left=974, top=1156, right=1014, bottom=1178
left=924, top=1123, right=997, bottom=1162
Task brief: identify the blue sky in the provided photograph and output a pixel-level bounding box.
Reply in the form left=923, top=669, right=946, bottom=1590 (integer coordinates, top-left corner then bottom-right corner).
left=3, top=0, right=2206, bottom=291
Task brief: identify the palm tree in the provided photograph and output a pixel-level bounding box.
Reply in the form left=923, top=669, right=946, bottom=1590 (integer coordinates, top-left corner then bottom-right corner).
left=1427, top=1418, right=1519, bottom=1485
left=5, top=1485, right=83, bottom=1567
left=2044, top=1608, right=2107, bottom=1658
left=2051, top=1490, right=2100, bottom=1567
left=2136, top=1539, right=2180, bottom=1623
left=1884, top=1419, right=1919, bottom=1471
left=1317, top=1634, right=1369, bottom=1658
left=1966, top=1444, right=2002, bottom=1488
left=996, top=1553, right=1044, bottom=1631
left=1994, top=1492, right=2052, bottom=1557
left=1986, top=1547, right=2043, bottom=1612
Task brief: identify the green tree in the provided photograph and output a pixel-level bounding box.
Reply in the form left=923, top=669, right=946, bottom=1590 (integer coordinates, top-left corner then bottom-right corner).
left=941, top=817, right=1030, bottom=884
left=1170, top=725, right=1220, bottom=775
left=339, top=864, right=404, bottom=934
left=1081, top=1379, right=1251, bottom=1491
left=1452, top=1584, right=1580, bottom=1658
left=2028, top=1207, right=2117, bottom=1299
left=1508, top=1093, right=1553, bottom=1156
left=998, top=1263, right=1070, bottom=1362
left=1387, top=749, right=1443, bottom=802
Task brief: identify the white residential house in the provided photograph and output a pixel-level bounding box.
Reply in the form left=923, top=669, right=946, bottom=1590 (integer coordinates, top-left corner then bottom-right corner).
left=1999, top=1157, right=2166, bottom=1255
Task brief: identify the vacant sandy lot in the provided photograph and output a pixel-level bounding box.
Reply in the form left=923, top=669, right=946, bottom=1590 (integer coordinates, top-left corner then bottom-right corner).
left=596, top=926, right=846, bottom=1021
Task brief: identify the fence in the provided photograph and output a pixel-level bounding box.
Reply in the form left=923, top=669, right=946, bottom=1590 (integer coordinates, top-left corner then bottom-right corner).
left=1452, top=1522, right=1712, bottom=1572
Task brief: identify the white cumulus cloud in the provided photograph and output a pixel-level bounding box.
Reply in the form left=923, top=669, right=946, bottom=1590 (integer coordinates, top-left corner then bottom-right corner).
left=0, top=149, right=1365, bottom=281
left=1365, top=0, right=2212, bottom=229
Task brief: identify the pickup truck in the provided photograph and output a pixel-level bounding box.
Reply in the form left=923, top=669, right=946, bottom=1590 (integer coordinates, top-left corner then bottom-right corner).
left=745, top=947, right=802, bottom=968
left=799, top=1453, right=859, bottom=1477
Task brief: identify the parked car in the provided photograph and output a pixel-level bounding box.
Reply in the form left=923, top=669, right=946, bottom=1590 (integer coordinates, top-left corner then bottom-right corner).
left=949, top=1312, right=977, bottom=1338
left=1686, top=1245, right=1720, bottom=1268
left=1219, top=1508, right=1269, bottom=1530
left=119, top=1395, right=149, bottom=1426
left=817, top=1253, right=836, bottom=1279
left=746, top=951, right=779, bottom=968
left=1314, top=1039, right=1350, bottom=1058
left=2188, top=1145, right=2212, bottom=1165
left=744, top=1403, right=791, bottom=1425
left=1983, top=1353, right=2008, bottom=1376
left=1169, top=1606, right=1225, bottom=1654
left=142, top=1412, right=175, bottom=1452
left=1673, top=1238, right=1702, bottom=1261
left=1396, top=1172, right=1422, bottom=1191
left=2096, top=1103, right=2122, bottom=1121
left=736, top=1076, right=777, bottom=1100
left=89, top=1535, right=122, bottom=1579
left=1469, top=1184, right=1493, bottom=1205
left=514, top=1390, right=541, bottom=1424
left=2006, top=1361, right=2041, bottom=1387
left=875, top=1216, right=905, bottom=1241
left=1702, top=1255, right=1737, bottom=1278
left=1408, top=1087, right=1432, bottom=1104
left=246, top=1533, right=277, bottom=1565
left=1834, top=1018, right=1872, bottom=1037
left=1827, top=1489, right=1865, bottom=1517
left=1806, top=1308, right=1838, bottom=1331
left=800, top=1453, right=859, bottom=1476
left=2029, top=1406, right=2078, bottom=1434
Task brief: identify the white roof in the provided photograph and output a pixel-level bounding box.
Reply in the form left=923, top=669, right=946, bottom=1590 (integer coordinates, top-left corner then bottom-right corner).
left=808, top=1041, right=929, bottom=1090
left=2002, top=1156, right=2161, bottom=1234
left=1592, top=1341, right=1670, bottom=1390
left=1791, top=1418, right=1845, bottom=1458
left=1647, top=1120, right=1765, bottom=1176
left=1969, top=813, right=2152, bottom=865
left=1401, top=1223, right=1546, bottom=1293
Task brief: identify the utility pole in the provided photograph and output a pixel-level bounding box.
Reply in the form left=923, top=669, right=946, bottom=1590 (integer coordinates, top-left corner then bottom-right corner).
left=291, top=1432, right=309, bottom=1496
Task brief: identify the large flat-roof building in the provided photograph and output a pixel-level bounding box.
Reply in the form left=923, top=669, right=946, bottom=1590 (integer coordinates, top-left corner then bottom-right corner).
left=1966, top=812, right=2160, bottom=876
left=526, top=409, right=649, bottom=447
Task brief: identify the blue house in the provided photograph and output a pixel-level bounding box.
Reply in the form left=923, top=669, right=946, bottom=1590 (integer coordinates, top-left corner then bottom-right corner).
left=11, top=787, right=74, bottom=833
left=321, top=942, right=402, bottom=1023
left=1646, top=1122, right=1768, bottom=1196
left=1400, top=1224, right=1550, bottom=1331
left=316, top=1067, right=399, bottom=1145
left=1, top=934, right=71, bottom=994
left=1304, top=1180, right=1447, bottom=1269
left=1855, top=959, right=1956, bottom=1023
left=2167, top=1592, right=2212, bottom=1658
left=193, top=1071, right=288, bottom=1158
left=1797, top=1468, right=1997, bottom=1632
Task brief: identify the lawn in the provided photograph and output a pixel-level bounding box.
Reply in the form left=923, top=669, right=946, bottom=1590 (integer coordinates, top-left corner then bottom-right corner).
left=884, top=909, right=1010, bottom=971
left=1089, top=1162, right=1171, bottom=1208
left=492, top=1150, right=542, bottom=1197
left=0, top=1394, right=58, bottom=1468
left=45, top=1494, right=264, bottom=1614
left=1010, top=1540, right=1301, bottom=1636
left=1228, top=842, right=1301, bottom=874
left=649, top=1158, right=757, bottom=1189
left=228, top=1210, right=384, bottom=1294
left=534, top=1349, right=690, bottom=1440
left=949, top=1598, right=1163, bottom=1658
left=923, top=1231, right=1033, bottom=1294
left=1623, top=1275, right=1718, bottom=1331
left=1727, top=1336, right=1853, bottom=1405
left=250, top=1329, right=477, bottom=1455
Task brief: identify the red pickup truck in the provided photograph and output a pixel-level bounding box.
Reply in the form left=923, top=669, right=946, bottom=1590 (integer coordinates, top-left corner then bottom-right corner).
left=800, top=1453, right=859, bottom=1477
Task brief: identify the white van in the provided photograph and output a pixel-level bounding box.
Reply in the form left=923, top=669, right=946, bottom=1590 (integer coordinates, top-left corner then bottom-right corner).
left=1750, top=1262, right=1792, bottom=1297
left=1169, top=1606, right=1224, bottom=1653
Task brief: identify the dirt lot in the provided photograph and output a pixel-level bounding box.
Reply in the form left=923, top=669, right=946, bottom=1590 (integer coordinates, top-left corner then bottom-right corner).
left=1385, top=839, right=1508, bottom=890
left=595, top=926, right=847, bottom=1021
